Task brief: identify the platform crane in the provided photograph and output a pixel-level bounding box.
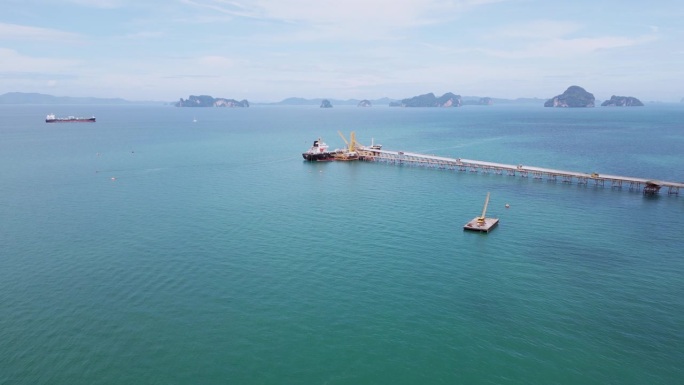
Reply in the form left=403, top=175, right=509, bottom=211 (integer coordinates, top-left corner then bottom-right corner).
left=337, top=130, right=359, bottom=153
left=477, top=192, right=491, bottom=225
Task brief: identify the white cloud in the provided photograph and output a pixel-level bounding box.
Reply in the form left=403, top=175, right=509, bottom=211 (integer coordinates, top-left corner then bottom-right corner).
left=0, top=23, right=84, bottom=43
left=63, top=0, right=124, bottom=8
left=197, top=55, right=242, bottom=68
left=183, top=0, right=502, bottom=28
left=489, top=20, right=582, bottom=40
left=483, top=34, right=658, bottom=59
left=123, top=31, right=164, bottom=39
left=478, top=19, right=660, bottom=59
left=0, top=48, right=81, bottom=72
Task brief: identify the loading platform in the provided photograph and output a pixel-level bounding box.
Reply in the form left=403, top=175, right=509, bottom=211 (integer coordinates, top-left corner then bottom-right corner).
left=356, top=146, right=683, bottom=196
left=464, top=192, right=499, bottom=233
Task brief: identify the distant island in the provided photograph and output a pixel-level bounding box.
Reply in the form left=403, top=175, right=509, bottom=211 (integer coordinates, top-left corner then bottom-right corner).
left=0, top=91, right=663, bottom=107
left=601, top=95, right=644, bottom=107
left=0, top=92, right=149, bottom=105
left=266, top=97, right=396, bottom=106
left=390, top=92, right=462, bottom=107
left=266, top=96, right=542, bottom=106
left=462, top=97, right=493, bottom=106
left=544, top=86, right=595, bottom=107
left=320, top=99, right=333, bottom=108
left=175, top=95, right=249, bottom=107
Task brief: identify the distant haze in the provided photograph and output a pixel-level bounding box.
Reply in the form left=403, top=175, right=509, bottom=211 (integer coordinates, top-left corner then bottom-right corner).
left=1, top=0, right=683, bottom=102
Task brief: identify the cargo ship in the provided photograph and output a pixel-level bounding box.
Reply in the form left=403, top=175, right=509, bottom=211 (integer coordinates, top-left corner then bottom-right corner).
left=302, top=138, right=336, bottom=161
left=45, top=114, right=96, bottom=123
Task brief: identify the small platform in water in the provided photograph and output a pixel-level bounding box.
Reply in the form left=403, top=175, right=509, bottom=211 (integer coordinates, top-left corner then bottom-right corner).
left=463, top=192, right=499, bottom=233
left=463, top=217, right=499, bottom=233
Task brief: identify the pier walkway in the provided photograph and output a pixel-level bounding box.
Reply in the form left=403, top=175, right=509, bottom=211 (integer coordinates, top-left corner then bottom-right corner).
left=358, top=147, right=683, bottom=195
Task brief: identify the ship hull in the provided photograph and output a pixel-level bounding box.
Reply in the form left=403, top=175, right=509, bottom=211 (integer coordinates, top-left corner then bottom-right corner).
left=302, top=152, right=335, bottom=161
left=46, top=117, right=96, bottom=123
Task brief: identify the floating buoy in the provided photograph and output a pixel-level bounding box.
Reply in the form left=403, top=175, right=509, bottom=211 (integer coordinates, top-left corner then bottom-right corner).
left=505, top=203, right=510, bottom=208
left=111, top=177, right=117, bottom=181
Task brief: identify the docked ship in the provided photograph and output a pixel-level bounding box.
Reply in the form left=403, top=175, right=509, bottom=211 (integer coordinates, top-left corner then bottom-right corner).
left=302, top=138, right=336, bottom=161
left=303, top=133, right=383, bottom=162
left=45, top=114, right=96, bottom=123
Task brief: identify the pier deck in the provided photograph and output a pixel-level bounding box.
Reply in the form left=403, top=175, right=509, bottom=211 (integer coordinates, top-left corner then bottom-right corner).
left=358, top=147, right=683, bottom=195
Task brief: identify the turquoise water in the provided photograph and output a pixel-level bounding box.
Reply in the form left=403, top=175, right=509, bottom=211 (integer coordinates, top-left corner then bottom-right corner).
left=1, top=104, right=683, bottom=384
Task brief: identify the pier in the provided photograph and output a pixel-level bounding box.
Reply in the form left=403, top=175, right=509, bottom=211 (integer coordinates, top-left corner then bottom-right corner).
left=356, top=146, right=683, bottom=196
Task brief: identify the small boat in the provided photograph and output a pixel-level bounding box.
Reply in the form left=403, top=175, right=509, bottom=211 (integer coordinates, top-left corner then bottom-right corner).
left=302, top=138, right=335, bottom=161
left=369, top=138, right=382, bottom=150
left=46, top=114, right=96, bottom=123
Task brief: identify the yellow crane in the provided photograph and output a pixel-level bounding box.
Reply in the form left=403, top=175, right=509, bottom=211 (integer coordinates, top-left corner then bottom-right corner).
left=334, top=131, right=364, bottom=160
left=464, top=191, right=499, bottom=232
left=337, top=130, right=359, bottom=153
left=477, top=192, right=491, bottom=225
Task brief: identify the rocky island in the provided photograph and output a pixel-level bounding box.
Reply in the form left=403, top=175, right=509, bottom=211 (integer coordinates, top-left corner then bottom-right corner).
left=601, top=95, right=644, bottom=107
left=390, top=92, right=462, bottom=107
left=357, top=99, right=372, bottom=107
left=544, top=86, right=595, bottom=108
left=462, top=97, right=493, bottom=106
left=320, top=99, right=333, bottom=108
left=175, top=95, right=249, bottom=107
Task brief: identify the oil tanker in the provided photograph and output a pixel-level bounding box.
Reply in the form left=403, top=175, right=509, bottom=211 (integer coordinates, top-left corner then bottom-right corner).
left=46, top=114, right=96, bottom=123
left=302, top=138, right=335, bottom=161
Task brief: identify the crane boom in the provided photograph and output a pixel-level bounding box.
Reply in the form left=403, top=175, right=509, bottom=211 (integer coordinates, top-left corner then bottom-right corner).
left=478, top=192, right=491, bottom=223
left=337, top=131, right=349, bottom=146
left=337, top=131, right=358, bottom=152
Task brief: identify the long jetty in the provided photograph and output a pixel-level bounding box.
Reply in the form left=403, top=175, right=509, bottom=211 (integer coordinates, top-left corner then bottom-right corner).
left=356, top=147, right=683, bottom=195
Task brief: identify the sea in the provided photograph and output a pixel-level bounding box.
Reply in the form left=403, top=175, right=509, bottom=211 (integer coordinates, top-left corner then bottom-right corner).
left=1, top=103, right=683, bottom=385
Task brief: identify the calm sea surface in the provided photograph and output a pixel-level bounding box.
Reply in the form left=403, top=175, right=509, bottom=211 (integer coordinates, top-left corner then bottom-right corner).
left=1, top=104, right=683, bottom=384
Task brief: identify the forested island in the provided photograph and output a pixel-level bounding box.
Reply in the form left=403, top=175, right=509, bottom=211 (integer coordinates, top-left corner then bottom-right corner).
left=0, top=91, right=658, bottom=107
left=175, top=95, right=249, bottom=107
left=544, top=86, right=595, bottom=107
left=543, top=87, right=646, bottom=107
left=463, top=97, right=493, bottom=106
left=389, top=92, right=462, bottom=107
left=601, top=95, right=644, bottom=106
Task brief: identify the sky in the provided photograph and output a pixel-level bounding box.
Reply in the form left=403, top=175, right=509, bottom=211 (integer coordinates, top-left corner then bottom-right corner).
left=1, top=0, right=683, bottom=102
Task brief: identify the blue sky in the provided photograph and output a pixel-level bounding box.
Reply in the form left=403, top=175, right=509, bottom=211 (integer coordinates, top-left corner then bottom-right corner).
left=1, top=0, right=682, bottom=102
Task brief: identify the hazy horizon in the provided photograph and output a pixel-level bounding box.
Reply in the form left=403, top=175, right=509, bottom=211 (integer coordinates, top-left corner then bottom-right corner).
left=2, top=0, right=683, bottom=103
